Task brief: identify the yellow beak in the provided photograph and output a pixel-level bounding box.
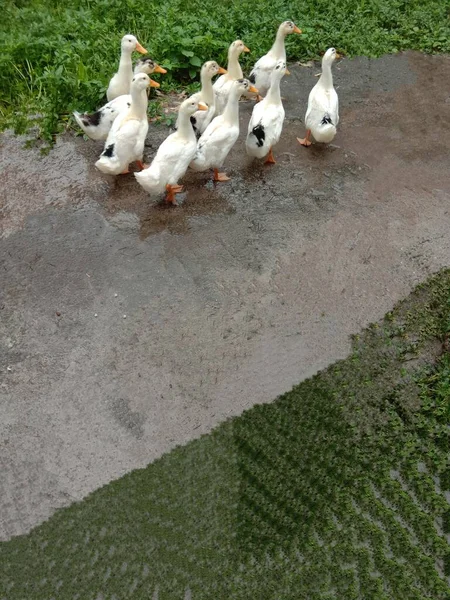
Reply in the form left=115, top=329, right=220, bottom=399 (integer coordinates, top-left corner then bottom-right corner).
left=149, top=78, right=160, bottom=88
left=249, top=85, right=258, bottom=94
left=198, top=102, right=208, bottom=111
left=243, top=46, right=250, bottom=53
left=218, top=66, right=227, bottom=74
left=135, top=41, right=148, bottom=54
left=335, top=52, right=341, bottom=59
left=154, top=64, right=167, bottom=74
left=293, top=25, right=302, bottom=34
left=285, top=68, right=291, bottom=75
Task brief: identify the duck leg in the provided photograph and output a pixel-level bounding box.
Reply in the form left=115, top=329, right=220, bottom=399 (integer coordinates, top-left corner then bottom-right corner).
left=264, top=147, right=276, bottom=165
left=297, top=130, right=312, bottom=147
left=121, top=166, right=130, bottom=174
left=165, top=184, right=184, bottom=205
left=213, top=168, right=230, bottom=182
left=136, top=160, right=148, bottom=170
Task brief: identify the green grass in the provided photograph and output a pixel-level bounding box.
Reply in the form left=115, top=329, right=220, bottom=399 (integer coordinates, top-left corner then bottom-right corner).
left=1, top=0, right=449, bottom=144
left=1, top=270, right=449, bottom=599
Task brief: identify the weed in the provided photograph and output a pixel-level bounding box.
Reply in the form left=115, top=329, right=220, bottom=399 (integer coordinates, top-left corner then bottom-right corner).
left=1, top=270, right=449, bottom=598
left=1, top=0, right=449, bottom=143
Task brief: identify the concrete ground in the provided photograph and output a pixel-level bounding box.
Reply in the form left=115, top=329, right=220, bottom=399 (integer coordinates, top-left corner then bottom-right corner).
left=1, top=51, right=449, bottom=540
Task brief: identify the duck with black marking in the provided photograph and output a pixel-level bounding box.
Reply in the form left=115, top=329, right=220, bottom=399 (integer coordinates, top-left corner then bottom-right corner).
left=298, top=47, right=340, bottom=147
left=95, top=73, right=159, bottom=175
left=246, top=60, right=288, bottom=164
left=248, top=21, right=301, bottom=101
left=74, top=57, right=167, bottom=141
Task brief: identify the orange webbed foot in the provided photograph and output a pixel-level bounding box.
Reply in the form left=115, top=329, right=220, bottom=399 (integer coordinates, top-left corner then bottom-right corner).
left=213, top=169, right=230, bottom=182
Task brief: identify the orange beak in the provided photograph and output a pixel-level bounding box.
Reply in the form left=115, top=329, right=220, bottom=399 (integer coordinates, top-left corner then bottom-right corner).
left=243, top=46, right=250, bottom=52
left=135, top=41, right=148, bottom=54
left=198, top=102, right=208, bottom=111
left=148, top=78, right=160, bottom=88
left=293, top=25, right=302, bottom=34
left=249, top=85, right=258, bottom=94
left=285, top=68, right=291, bottom=75
left=154, top=64, right=167, bottom=74
left=218, top=66, right=227, bottom=74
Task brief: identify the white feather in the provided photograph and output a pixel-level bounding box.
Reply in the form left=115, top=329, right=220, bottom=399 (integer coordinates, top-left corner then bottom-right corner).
left=304, top=48, right=340, bottom=144
left=135, top=97, right=201, bottom=195
left=246, top=102, right=284, bottom=158
left=95, top=115, right=148, bottom=175
left=190, top=115, right=239, bottom=171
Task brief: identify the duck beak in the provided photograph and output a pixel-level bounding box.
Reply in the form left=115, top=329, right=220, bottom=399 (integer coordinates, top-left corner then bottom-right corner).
left=198, top=102, right=208, bottom=111
left=218, top=66, right=227, bottom=74
left=135, top=41, right=148, bottom=54
left=249, top=85, right=258, bottom=94
left=154, top=64, right=167, bottom=74
left=243, top=46, right=250, bottom=53
left=335, top=52, right=341, bottom=59
left=148, top=78, right=160, bottom=88
left=285, top=68, right=291, bottom=75
left=293, top=25, right=302, bottom=34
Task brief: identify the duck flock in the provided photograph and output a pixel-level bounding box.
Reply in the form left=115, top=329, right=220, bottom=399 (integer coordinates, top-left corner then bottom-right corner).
left=74, top=22, right=340, bottom=205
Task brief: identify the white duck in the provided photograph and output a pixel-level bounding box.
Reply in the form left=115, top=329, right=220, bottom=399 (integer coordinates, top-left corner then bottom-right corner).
left=298, top=47, right=340, bottom=147
left=74, top=58, right=167, bottom=141
left=249, top=21, right=301, bottom=100
left=190, top=79, right=258, bottom=182
left=135, top=98, right=208, bottom=204
left=246, top=60, right=288, bottom=164
left=213, top=40, right=250, bottom=115
left=107, top=34, right=148, bottom=101
left=176, top=61, right=227, bottom=137
left=95, top=73, right=158, bottom=175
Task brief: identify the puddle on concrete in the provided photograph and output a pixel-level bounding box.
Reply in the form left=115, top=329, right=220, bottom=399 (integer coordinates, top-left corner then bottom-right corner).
left=1, top=51, right=450, bottom=539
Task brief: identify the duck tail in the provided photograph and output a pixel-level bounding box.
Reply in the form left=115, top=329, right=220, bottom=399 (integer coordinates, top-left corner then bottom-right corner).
left=134, top=164, right=165, bottom=194
left=189, top=144, right=208, bottom=172
left=73, top=110, right=104, bottom=140
left=312, top=113, right=336, bottom=143
left=95, top=143, right=123, bottom=175
left=246, top=123, right=266, bottom=158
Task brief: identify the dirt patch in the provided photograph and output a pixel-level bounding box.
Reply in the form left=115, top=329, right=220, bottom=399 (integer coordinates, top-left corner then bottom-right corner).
left=0, top=51, right=449, bottom=539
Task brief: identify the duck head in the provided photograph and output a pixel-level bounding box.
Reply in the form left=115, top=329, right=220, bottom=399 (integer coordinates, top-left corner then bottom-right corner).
left=179, top=97, right=209, bottom=116
left=279, top=21, right=302, bottom=36
left=322, top=47, right=340, bottom=66
left=201, top=61, right=227, bottom=79
left=131, top=73, right=160, bottom=90
left=121, top=34, right=147, bottom=55
left=134, top=57, right=167, bottom=75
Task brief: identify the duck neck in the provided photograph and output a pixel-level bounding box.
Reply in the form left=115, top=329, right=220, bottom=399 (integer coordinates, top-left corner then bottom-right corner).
left=227, top=50, right=243, bottom=79
left=128, top=86, right=148, bottom=119
left=200, top=71, right=214, bottom=105
left=118, top=49, right=133, bottom=82
left=177, top=111, right=197, bottom=140
left=222, top=88, right=240, bottom=124
left=319, top=61, right=333, bottom=88
left=270, top=29, right=286, bottom=60
left=266, top=75, right=282, bottom=104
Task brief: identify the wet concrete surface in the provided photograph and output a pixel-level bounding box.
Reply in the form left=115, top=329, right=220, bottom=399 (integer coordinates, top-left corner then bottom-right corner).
left=1, top=51, right=450, bottom=539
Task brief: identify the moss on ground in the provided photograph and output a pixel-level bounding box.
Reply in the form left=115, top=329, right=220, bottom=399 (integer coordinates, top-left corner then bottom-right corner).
left=1, top=270, right=449, bottom=599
